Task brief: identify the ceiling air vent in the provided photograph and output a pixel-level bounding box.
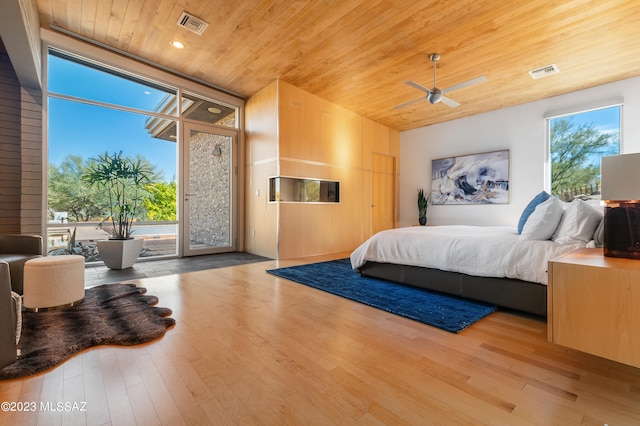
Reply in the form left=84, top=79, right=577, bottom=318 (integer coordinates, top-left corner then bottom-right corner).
left=528, top=64, right=560, bottom=79
left=177, top=12, right=209, bottom=35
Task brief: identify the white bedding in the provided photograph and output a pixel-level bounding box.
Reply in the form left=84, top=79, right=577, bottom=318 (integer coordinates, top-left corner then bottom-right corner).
left=350, top=225, right=586, bottom=285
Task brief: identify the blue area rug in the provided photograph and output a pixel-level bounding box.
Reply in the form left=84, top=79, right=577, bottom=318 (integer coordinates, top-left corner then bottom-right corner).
left=266, top=258, right=496, bottom=333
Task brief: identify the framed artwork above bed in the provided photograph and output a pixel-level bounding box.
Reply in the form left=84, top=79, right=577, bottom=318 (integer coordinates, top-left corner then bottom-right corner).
left=431, top=149, right=509, bottom=205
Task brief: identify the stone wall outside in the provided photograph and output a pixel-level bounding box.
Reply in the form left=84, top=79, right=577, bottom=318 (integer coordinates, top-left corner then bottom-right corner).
left=188, top=131, right=231, bottom=247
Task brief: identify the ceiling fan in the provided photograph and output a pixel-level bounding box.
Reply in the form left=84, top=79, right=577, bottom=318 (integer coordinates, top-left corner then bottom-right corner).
left=394, top=53, right=487, bottom=109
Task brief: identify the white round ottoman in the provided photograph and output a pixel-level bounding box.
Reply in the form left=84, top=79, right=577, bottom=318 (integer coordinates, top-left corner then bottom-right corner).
left=23, top=255, right=85, bottom=312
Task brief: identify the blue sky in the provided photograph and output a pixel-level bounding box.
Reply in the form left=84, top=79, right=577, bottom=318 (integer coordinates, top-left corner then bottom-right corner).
left=566, top=106, right=621, bottom=137
left=47, top=54, right=178, bottom=181
left=550, top=105, right=621, bottom=169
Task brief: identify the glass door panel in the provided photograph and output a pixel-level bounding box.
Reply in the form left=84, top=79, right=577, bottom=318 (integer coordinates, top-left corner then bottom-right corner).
left=183, top=123, right=237, bottom=255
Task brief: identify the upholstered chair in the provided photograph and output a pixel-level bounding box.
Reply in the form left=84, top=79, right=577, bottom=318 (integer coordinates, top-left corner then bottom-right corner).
left=0, top=234, right=43, bottom=294
left=0, top=262, right=19, bottom=369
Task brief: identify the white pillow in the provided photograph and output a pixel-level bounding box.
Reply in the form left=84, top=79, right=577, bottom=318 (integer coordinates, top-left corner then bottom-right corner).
left=520, top=197, right=564, bottom=241
left=592, top=218, right=605, bottom=247
left=552, top=199, right=603, bottom=245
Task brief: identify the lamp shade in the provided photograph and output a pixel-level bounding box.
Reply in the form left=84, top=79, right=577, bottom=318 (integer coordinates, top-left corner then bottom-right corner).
left=601, top=153, right=640, bottom=201
left=601, top=153, right=640, bottom=259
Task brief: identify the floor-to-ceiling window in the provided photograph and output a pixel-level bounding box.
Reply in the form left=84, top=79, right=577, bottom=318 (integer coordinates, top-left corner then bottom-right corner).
left=45, top=47, right=240, bottom=262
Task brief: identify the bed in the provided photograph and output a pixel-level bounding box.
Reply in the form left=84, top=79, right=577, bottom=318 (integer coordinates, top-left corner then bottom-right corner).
left=350, top=195, right=604, bottom=317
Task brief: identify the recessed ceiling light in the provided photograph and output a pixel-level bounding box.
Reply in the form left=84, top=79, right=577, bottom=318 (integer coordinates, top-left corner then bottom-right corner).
left=170, top=40, right=184, bottom=49
left=208, top=107, right=222, bottom=114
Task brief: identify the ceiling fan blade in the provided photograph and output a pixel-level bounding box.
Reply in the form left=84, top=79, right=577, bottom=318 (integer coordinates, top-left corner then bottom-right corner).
left=393, top=96, right=426, bottom=109
left=442, top=75, right=487, bottom=94
left=404, top=80, right=433, bottom=94
left=440, top=95, right=460, bottom=108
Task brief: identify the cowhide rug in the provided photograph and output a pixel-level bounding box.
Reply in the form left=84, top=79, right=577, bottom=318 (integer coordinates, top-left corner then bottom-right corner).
left=0, top=283, right=175, bottom=380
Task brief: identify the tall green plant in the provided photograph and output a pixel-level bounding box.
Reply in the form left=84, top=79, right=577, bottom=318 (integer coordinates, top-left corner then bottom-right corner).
left=82, top=151, right=152, bottom=239
left=417, top=188, right=430, bottom=220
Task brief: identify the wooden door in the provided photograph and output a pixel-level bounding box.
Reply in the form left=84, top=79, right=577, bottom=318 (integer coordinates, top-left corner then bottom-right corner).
left=371, top=153, right=395, bottom=234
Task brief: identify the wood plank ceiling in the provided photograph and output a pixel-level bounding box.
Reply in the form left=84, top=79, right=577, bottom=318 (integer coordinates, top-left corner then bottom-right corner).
left=35, top=0, right=640, bottom=131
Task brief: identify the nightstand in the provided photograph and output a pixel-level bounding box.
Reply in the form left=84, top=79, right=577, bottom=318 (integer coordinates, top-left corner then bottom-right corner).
left=548, top=248, right=640, bottom=367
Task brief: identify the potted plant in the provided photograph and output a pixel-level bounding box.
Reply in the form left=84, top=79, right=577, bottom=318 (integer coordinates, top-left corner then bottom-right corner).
left=82, top=151, right=152, bottom=269
left=417, top=188, right=430, bottom=225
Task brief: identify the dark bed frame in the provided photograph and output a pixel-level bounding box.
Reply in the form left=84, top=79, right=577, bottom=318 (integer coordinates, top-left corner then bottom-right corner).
left=357, top=261, right=547, bottom=317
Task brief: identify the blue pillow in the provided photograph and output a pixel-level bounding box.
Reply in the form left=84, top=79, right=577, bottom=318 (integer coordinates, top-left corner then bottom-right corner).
left=517, top=191, right=551, bottom=234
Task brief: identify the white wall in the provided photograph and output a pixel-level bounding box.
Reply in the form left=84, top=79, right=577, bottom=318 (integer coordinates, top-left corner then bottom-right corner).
left=400, top=76, right=640, bottom=227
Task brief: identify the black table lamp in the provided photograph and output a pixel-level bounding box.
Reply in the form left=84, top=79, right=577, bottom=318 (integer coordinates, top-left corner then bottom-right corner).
left=601, top=153, right=640, bottom=259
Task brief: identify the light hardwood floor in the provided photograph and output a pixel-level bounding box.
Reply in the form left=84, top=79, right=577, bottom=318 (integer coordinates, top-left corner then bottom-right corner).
left=1, top=252, right=639, bottom=425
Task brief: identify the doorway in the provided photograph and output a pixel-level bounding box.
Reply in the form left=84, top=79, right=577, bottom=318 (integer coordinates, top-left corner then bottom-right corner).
left=182, top=123, right=238, bottom=256
left=371, top=153, right=396, bottom=234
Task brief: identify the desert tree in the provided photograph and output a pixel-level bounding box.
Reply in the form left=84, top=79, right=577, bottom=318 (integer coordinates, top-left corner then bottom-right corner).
left=550, top=116, right=618, bottom=196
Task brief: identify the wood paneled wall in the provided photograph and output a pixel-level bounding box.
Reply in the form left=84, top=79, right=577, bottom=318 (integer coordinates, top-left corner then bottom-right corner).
left=244, top=81, right=279, bottom=258
left=0, top=51, right=42, bottom=236
left=245, top=80, right=399, bottom=259
left=0, top=52, right=22, bottom=232
left=19, top=85, right=42, bottom=235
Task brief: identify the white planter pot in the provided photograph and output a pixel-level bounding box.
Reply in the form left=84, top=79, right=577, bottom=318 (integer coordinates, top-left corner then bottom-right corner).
left=97, top=238, right=144, bottom=270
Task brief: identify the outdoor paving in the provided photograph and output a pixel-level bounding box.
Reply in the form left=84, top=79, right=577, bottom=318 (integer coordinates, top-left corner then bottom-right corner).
left=84, top=252, right=271, bottom=287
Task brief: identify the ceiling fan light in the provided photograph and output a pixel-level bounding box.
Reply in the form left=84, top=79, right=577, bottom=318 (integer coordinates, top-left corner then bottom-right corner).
left=396, top=54, right=484, bottom=109
left=428, top=91, right=442, bottom=104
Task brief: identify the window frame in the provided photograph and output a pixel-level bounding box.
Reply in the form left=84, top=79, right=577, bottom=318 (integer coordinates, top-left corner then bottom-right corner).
left=41, top=28, right=245, bottom=258
left=544, top=98, right=623, bottom=197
